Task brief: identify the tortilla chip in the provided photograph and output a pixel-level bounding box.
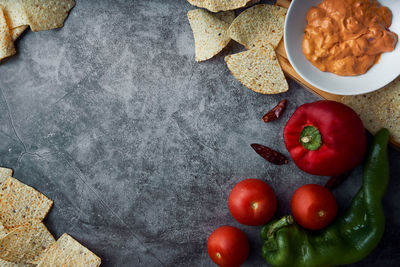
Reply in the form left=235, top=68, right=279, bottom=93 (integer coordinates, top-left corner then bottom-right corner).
left=0, top=259, right=34, bottom=267
left=37, top=233, right=101, bottom=267
left=0, top=1, right=29, bottom=29
left=188, top=9, right=235, bottom=62
left=187, top=0, right=260, bottom=12
left=0, top=167, right=13, bottom=184
left=225, top=44, right=288, bottom=94
left=0, top=7, right=15, bottom=60
left=0, top=220, right=55, bottom=264
left=342, top=77, right=400, bottom=144
left=0, top=177, right=53, bottom=230
left=21, top=0, right=75, bottom=32
left=214, top=11, right=236, bottom=25
left=0, top=0, right=74, bottom=32
left=0, top=222, right=7, bottom=238
left=228, top=4, right=287, bottom=49
left=0, top=223, right=29, bottom=266
left=11, top=25, right=27, bottom=41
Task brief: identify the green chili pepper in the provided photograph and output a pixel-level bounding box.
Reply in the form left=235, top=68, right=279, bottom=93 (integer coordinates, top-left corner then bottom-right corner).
left=261, top=128, right=390, bottom=267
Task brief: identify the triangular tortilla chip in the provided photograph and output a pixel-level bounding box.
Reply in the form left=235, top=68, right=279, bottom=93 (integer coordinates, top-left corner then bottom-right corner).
left=0, top=222, right=7, bottom=238
left=228, top=4, right=287, bottom=49
left=342, top=77, right=400, bottom=144
left=0, top=167, right=12, bottom=184
left=0, top=220, right=55, bottom=264
left=11, top=25, right=27, bottom=41
left=214, top=11, right=235, bottom=25
left=225, top=44, right=288, bottom=94
left=0, top=0, right=74, bottom=32
left=0, top=177, right=53, bottom=230
left=187, top=0, right=260, bottom=12
left=21, top=0, right=75, bottom=32
left=0, top=258, right=33, bottom=266
left=37, top=233, right=101, bottom=267
left=188, top=9, right=235, bottom=62
left=0, top=7, right=15, bottom=60
left=0, top=1, right=29, bottom=29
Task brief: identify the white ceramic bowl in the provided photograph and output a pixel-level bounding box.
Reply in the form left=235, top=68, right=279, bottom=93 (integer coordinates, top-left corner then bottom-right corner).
left=284, top=0, right=400, bottom=95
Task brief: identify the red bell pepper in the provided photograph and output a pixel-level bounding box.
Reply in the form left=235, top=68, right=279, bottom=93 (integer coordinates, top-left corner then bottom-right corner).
left=283, top=100, right=366, bottom=176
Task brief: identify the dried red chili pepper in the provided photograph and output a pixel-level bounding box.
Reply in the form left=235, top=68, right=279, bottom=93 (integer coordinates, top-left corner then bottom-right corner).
left=251, top=144, right=288, bottom=165
left=324, top=172, right=351, bottom=190
left=262, top=99, right=287, bottom=123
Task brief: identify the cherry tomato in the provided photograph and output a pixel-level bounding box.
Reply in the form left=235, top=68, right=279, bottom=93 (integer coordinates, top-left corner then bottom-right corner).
left=207, top=226, right=249, bottom=267
left=228, top=179, right=277, bottom=226
left=291, top=184, right=338, bottom=230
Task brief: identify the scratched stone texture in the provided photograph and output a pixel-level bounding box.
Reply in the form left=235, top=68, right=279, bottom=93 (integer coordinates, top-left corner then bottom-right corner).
left=0, top=0, right=399, bottom=266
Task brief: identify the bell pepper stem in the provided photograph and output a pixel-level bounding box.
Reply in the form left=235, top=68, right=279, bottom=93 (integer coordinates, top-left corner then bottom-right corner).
left=267, top=215, right=294, bottom=238
left=300, top=126, right=322, bottom=150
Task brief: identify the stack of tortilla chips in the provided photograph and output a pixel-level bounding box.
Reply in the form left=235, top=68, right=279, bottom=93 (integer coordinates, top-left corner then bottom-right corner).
left=0, top=0, right=75, bottom=62
left=342, top=77, right=400, bottom=145
left=187, top=0, right=260, bottom=13
left=186, top=1, right=288, bottom=94
left=0, top=167, right=101, bottom=267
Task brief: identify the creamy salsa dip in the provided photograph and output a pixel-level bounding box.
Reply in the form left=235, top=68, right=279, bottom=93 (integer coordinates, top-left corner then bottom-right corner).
left=302, top=0, right=398, bottom=76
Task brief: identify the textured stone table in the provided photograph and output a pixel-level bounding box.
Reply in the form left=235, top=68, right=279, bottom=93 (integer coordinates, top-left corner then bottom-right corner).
left=0, top=0, right=399, bottom=266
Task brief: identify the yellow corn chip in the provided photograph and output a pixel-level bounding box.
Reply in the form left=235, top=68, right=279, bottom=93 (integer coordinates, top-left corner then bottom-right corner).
left=0, top=177, right=53, bottom=230
left=0, top=167, right=12, bottom=184
left=342, top=77, right=400, bottom=144
left=187, top=0, right=260, bottom=12
left=225, top=44, right=288, bottom=94
left=0, top=1, right=29, bottom=29
left=37, top=233, right=101, bottom=267
left=0, top=220, right=55, bottom=264
left=228, top=4, right=287, bottom=49
left=21, top=0, right=75, bottom=32
left=0, top=224, right=7, bottom=241
left=0, top=221, right=7, bottom=238
left=11, top=25, right=27, bottom=40
left=0, top=0, right=74, bottom=32
left=0, top=7, right=15, bottom=60
left=0, top=259, right=36, bottom=267
left=188, top=9, right=235, bottom=62
left=0, top=258, right=33, bottom=266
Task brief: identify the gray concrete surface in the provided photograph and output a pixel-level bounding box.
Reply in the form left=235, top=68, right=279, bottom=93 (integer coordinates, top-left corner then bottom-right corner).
left=0, top=0, right=399, bottom=266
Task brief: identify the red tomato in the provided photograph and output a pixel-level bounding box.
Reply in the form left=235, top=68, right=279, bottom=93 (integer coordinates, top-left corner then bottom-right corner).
left=228, top=179, right=277, bottom=226
left=207, top=226, right=249, bottom=267
left=291, top=184, right=338, bottom=230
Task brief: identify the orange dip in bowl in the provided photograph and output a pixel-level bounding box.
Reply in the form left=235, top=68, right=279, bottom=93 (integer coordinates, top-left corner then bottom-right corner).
left=302, top=0, right=398, bottom=76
